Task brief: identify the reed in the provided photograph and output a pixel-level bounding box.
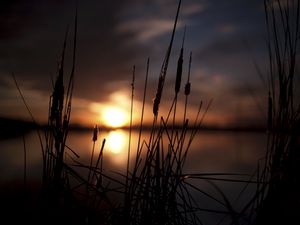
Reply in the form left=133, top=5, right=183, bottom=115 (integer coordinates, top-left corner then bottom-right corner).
left=87, top=125, right=98, bottom=184
left=252, top=0, right=300, bottom=224
left=153, top=0, right=182, bottom=118
left=183, top=52, right=192, bottom=123
left=117, top=1, right=230, bottom=224
left=11, top=1, right=258, bottom=224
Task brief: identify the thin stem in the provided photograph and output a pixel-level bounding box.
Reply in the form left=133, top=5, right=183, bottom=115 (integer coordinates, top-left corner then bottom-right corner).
left=22, top=134, right=27, bottom=191
left=87, top=141, right=96, bottom=184
left=136, top=58, right=150, bottom=163
left=183, top=52, right=192, bottom=123
left=12, top=73, right=45, bottom=157
left=126, top=65, right=135, bottom=193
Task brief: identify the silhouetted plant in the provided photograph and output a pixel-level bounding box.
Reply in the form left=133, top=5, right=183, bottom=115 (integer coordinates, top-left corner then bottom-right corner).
left=253, top=0, right=300, bottom=224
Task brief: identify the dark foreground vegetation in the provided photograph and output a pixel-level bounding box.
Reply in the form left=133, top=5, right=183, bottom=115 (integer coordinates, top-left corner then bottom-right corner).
left=253, top=0, right=300, bottom=224
left=2, top=0, right=299, bottom=224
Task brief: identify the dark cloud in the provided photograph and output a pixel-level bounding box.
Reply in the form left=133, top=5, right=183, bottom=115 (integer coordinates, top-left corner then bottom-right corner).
left=0, top=0, right=38, bottom=40
left=0, top=0, right=147, bottom=99
left=195, top=35, right=267, bottom=77
left=0, top=0, right=207, bottom=99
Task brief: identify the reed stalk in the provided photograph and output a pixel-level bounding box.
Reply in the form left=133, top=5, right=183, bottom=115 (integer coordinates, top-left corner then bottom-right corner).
left=254, top=1, right=300, bottom=224
left=183, top=52, right=192, bottom=123
left=88, top=125, right=98, bottom=184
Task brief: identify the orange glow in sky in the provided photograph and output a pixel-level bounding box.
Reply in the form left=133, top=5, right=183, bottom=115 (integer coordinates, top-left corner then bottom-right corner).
left=88, top=91, right=132, bottom=128
left=102, top=107, right=129, bottom=128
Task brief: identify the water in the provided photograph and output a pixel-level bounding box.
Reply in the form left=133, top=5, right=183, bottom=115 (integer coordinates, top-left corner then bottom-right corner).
left=0, top=129, right=266, bottom=180
left=0, top=129, right=267, bottom=224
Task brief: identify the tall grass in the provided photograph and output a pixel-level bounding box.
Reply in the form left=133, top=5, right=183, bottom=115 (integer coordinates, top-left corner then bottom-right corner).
left=253, top=0, right=300, bottom=224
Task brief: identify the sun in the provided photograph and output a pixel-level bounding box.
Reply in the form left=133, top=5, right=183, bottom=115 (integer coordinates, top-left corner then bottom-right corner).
left=102, top=107, right=128, bottom=128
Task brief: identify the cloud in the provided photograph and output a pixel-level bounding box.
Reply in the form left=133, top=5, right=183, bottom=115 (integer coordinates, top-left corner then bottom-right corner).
left=217, top=24, right=236, bottom=34
left=194, top=33, right=267, bottom=82
left=0, top=1, right=145, bottom=97
left=116, top=0, right=205, bottom=43
left=116, top=18, right=184, bottom=43
left=181, top=2, right=206, bottom=16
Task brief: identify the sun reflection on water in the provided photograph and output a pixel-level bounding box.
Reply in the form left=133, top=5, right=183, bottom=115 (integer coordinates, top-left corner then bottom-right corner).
left=106, top=130, right=127, bottom=154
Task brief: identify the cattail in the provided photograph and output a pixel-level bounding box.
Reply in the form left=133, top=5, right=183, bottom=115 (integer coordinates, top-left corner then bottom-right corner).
left=50, top=28, right=67, bottom=123
left=88, top=125, right=98, bottom=183
left=184, top=82, right=191, bottom=96
left=50, top=73, right=64, bottom=122
left=184, top=52, right=192, bottom=96
left=175, top=48, right=183, bottom=94
left=62, top=114, right=68, bottom=131
left=175, top=27, right=186, bottom=94
left=92, top=125, right=98, bottom=142
left=153, top=76, right=164, bottom=116
left=152, top=0, right=182, bottom=117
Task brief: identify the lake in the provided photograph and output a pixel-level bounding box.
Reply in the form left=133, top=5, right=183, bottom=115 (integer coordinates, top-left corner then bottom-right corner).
left=0, top=129, right=267, bottom=224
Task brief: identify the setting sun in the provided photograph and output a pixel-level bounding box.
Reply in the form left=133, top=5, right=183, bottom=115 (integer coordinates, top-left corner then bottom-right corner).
left=102, top=107, right=128, bottom=128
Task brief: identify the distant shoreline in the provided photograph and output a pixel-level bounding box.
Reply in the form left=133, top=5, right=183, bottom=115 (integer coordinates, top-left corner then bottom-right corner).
left=0, top=116, right=267, bottom=140
left=0, top=117, right=37, bottom=139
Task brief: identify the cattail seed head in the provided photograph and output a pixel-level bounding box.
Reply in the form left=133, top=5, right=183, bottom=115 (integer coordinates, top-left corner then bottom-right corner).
left=153, top=76, right=164, bottom=116
left=92, top=125, right=98, bottom=142
left=63, top=115, right=68, bottom=130
left=175, top=48, right=183, bottom=94
left=185, top=82, right=191, bottom=96
left=50, top=73, right=64, bottom=124
left=184, top=51, right=192, bottom=96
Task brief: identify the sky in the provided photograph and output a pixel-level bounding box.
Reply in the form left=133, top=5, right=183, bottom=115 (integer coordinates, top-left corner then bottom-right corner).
left=0, top=0, right=271, bottom=128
